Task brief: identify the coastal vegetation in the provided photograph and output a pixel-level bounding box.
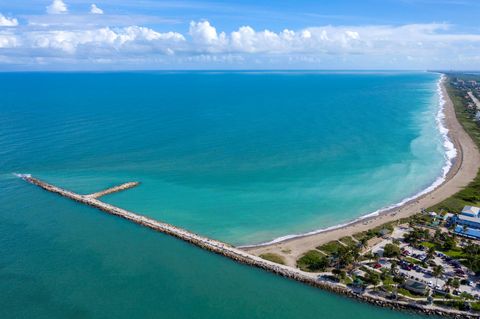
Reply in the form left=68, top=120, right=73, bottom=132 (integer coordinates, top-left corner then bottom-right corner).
left=430, top=74, right=480, bottom=214
left=297, top=250, right=328, bottom=271
left=259, top=253, right=286, bottom=265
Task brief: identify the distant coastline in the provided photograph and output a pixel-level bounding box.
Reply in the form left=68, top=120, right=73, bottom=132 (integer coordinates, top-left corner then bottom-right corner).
left=243, top=74, right=480, bottom=267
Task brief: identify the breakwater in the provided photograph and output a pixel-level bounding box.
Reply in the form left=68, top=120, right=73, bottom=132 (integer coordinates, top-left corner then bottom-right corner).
left=86, top=182, right=139, bottom=199
left=19, top=174, right=479, bottom=319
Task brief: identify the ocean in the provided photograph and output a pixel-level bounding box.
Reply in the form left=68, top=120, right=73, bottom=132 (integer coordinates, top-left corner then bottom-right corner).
left=0, top=71, right=445, bottom=318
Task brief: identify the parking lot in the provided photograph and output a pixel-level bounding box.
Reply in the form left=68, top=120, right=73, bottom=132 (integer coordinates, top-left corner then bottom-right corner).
left=368, top=227, right=480, bottom=298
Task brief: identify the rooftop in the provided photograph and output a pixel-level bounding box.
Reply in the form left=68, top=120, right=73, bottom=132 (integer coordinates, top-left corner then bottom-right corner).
left=457, top=214, right=480, bottom=224
left=461, top=205, right=480, bottom=217
left=454, top=225, right=480, bottom=239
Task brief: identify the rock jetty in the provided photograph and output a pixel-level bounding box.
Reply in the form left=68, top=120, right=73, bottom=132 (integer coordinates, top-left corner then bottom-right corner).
left=18, top=174, right=479, bottom=319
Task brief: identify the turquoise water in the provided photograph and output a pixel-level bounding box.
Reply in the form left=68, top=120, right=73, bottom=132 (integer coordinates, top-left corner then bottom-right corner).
left=0, top=71, right=444, bottom=318
left=0, top=71, right=445, bottom=245
left=0, top=177, right=426, bottom=319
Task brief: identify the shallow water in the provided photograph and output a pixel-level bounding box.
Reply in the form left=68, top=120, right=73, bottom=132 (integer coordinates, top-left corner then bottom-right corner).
left=0, top=71, right=445, bottom=245
left=0, top=177, right=427, bottom=319
left=0, top=71, right=445, bottom=319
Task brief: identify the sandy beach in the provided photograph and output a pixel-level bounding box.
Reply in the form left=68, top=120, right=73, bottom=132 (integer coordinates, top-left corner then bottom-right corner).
left=243, top=77, right=480, bottom=267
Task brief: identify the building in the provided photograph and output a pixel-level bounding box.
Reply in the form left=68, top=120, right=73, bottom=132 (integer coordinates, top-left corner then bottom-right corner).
left=456, top=214, right=480, bottom=229
left=460, top=206, right=480, bottom=217
left=453, top=206, right=480, bottom=239
left=454, top=225, right=480, bottom=240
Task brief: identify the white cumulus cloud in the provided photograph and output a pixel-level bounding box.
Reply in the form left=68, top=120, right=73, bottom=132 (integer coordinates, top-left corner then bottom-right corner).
left=90, top=4, right=104, bottom=15
left=47, top=0, right=68, bottom=15
left=25, top=26, right=185, bottom=54
left=1, top=19, right=480, bottom=69
left=0, top=14, right=19, bottom=27
left=189, top=20, right=227, bottom=52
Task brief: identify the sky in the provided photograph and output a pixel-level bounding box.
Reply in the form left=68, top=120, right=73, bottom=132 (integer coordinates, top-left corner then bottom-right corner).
left=1, top=0, right=480, bottom=70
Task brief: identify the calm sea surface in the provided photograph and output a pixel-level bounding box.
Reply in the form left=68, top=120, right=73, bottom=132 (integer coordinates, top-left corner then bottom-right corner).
left=0, top=71, right=443, bottom=318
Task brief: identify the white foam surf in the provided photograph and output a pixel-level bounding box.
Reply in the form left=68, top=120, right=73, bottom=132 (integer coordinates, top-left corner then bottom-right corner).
left=13, top=173, right=32, bottom=180
left=240, top=74, right=457, bottom=248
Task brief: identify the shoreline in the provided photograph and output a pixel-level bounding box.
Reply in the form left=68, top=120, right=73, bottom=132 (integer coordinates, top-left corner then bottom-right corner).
left=242, top=75, right=480, bottom=267
left=20, top=174, right=480, bottom=318
left=16, top=174, right=480, bottom=318
left=241, top=74, right=455, bottom=249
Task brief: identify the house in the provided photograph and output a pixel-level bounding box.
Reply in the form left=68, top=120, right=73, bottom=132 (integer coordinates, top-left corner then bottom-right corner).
left=456, top=214, right=480, bottom=229
left=461, top=206, right=480, bottom=217
left=454, top=225, right=480, bottom=240
left=441, top=213, right=454, bottom=221
left=403, top=279, right=428, bottom=295
left=453, top=206, right=480, bottom=239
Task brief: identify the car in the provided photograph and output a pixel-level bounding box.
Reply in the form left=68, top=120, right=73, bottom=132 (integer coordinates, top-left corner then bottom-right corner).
left=373, top=263, right=382, bottom=269
left=428, top=281, right=433, bottom=288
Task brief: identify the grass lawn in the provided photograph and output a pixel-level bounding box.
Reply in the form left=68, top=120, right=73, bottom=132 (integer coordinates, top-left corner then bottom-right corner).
left=472, top=302, right=480, bottom=312
left=339, top=236, right=357, bottom=247
left=343, top=277, right=353, bottom=285
left=259, top=253, right=286, bottom=265
left=383, top=277, right=395, bottom=286
left=404, top=256, right=422, bottom=265
left=420, top=242, right=465, bottom=258
left=443, top=249, right=465, bottom=258
left=421, top=241, right=435, bottom=249
left=317, top=240, right=344, bottom=255
left=397, top=288, right=425, bottom=299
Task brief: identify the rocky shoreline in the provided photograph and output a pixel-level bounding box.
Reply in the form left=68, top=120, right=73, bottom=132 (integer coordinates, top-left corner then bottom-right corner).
left=20, top=174, right=479, bottom=319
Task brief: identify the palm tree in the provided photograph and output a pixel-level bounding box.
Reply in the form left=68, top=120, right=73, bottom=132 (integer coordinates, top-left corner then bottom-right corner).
left=445, top=277, right=453, bottom=293
left=351, top=247, right=361, bottom=266
left=390, top=260, right=398, bottom=275
left=360, top=237, right=368, bottom=250
left=426, top=247, right=436, bottom=261
left=433, top=265, right=444, bottom=287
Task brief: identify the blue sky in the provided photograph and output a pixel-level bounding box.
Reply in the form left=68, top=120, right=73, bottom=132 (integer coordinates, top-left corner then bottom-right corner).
left=1, top=0, right=480, bottom=70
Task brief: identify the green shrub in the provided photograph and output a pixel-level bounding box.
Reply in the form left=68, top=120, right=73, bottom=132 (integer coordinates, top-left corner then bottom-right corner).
left=383, top=243, right=401, bottom=258
left=297, top=250, right=329, bottom=272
